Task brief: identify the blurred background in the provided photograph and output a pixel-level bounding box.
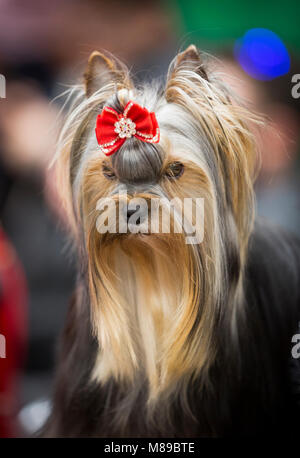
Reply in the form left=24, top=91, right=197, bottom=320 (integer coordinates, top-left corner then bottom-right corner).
left=0, top=0, right=299, bottom=437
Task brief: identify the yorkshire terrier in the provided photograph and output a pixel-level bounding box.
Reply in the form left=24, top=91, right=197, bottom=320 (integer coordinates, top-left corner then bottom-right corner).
left=45, top=45, right=300, bottom=437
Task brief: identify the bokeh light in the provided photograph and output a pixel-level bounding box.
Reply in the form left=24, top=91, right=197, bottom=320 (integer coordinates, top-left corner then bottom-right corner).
left=234, top=28, right=290, bottom=80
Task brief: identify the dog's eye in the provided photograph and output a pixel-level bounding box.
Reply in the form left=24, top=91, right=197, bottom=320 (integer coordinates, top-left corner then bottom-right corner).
left=165, top=162, right=184, bottom=179
left=102, top=163, right=116, bottom=180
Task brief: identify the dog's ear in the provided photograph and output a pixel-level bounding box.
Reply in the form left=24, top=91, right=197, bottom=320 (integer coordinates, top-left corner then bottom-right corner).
left=84, top=51, right=131, bottom=97
left=166, top=45, right=208, bottom=84
left=165, top=45, right=209, bottom=103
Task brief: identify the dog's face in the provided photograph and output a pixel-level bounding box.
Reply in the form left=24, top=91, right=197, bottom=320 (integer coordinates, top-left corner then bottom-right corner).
left=55, top=46, right=258, bottom=403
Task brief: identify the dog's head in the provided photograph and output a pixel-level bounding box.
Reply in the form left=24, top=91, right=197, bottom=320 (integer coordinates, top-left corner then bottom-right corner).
left=55, top=46, right=259, bottom=403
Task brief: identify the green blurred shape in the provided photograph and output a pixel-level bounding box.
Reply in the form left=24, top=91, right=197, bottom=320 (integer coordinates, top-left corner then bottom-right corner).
left=171, top=0, right=300, bottom=53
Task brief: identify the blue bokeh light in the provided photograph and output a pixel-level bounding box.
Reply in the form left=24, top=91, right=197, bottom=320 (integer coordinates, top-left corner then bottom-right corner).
left=234, top=28, right=290, bottom=81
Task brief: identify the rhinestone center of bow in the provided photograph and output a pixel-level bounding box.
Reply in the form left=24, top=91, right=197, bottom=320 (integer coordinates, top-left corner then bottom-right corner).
left=114, top=117, right=136, bottom=139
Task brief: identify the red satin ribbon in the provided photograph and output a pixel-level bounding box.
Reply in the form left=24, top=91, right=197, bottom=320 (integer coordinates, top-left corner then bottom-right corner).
left=95, top=100, right=160, bottom=156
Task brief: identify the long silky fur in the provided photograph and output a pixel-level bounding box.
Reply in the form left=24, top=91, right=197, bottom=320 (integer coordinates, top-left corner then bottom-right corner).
left=44, top=48, right=300, bottom=437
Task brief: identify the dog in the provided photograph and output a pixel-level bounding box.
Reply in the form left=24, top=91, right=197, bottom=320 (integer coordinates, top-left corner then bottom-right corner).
left=45, top=45, right=300, bottom=437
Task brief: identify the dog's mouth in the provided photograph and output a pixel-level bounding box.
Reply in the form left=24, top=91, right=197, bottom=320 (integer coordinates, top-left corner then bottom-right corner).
left=97, top=226, right=170, bottom=247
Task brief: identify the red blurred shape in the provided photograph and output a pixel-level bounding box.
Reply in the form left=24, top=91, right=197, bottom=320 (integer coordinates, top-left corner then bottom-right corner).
left=0, top=226, right=27, bottom=437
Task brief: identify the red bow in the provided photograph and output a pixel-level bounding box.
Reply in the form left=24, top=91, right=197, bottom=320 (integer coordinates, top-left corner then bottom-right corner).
left=95, top=100, right=160, bottom=156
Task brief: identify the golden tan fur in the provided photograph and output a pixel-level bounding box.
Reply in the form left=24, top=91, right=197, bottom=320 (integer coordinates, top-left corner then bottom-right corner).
left=53, top=46, right=262, bottom=422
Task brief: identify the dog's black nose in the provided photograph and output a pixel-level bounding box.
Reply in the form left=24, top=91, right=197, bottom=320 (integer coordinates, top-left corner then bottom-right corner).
left=127, top=208, right=137, bottom=221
